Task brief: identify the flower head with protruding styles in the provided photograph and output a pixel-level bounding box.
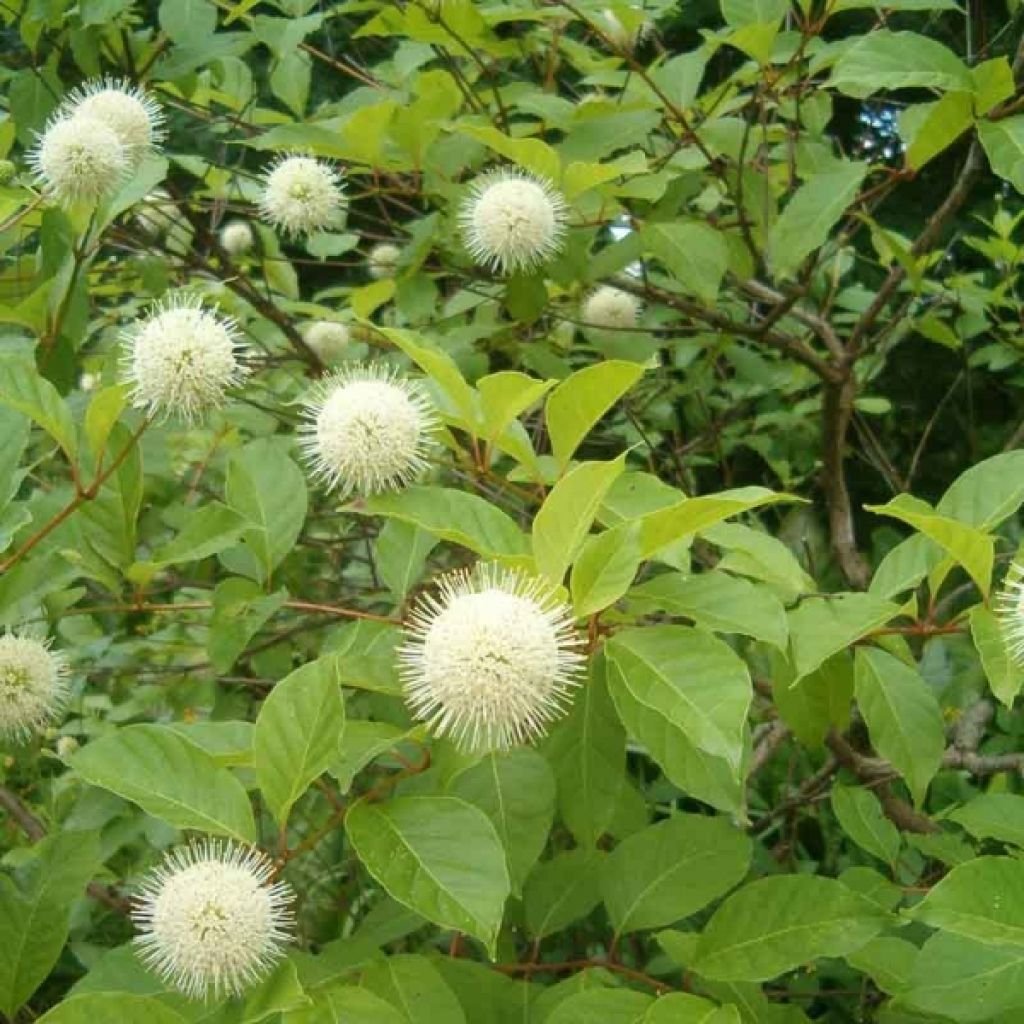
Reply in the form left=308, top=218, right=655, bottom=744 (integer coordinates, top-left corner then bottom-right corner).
left=303, top=320, right=350, bottom=363
left=399, top=564, right=585, bottom=751
left=0, top=632, right=69, bottom=742
left=29, top=115, right=128, bottom=206
left=459, top=169, right=567, bottom=275
left=582, top=285, right=642, bottom=329
left=367, top=242, right=402, bottom=280
left=219, top=220, right=255, bottom=258
left=996, top=562, right=1024, bottom=666
left=259, top=156, right=344, bottom=237
left=132, top=840, right=294, bottom=1001
left=60, top=78, right=164, bottom=166
left=299, top=364, right=436, bottom=497
left=121, top=294, right=246, bottom=422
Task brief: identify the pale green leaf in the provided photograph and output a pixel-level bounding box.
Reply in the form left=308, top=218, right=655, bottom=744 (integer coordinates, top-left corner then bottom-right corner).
left=643, top=223, right=728, bottom=304
left=345, top=796, right=510, bottom=956
left=854, top=648, right=945, bottom=807
left=829, top=31, right=972, bottom=97
left=523, top=849, right=606, bottom=939
left=788, top=594, right=899, bottom=680
left=254, top=657, right=347, bottom=825
left=970, top=605, right=1024, bottom=708
left=831, top=784, right=901, bottom=865
left=71, top=724, right=256, bottom=841
left=980, top=116, right=1024, bottom=193
left=361, top=954, right=466, bottom=1024
left=951, top=793, right=1024, bottom=849
left=693, top=875, right=890, bottom=981
left=601, top=814, right=751, bottom=936
left=0, top=360, right=77, bottom=462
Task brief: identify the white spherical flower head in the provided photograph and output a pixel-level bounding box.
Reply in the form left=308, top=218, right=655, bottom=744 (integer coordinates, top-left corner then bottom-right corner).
left=996, top=562, right=1024, bottom=665
left=134, top=187, right=178, bottom=238
left=259, top=156, right=344, bottom=237
left=132, top=840, right=294, bottom=1001
left=367, top=242, right=402, bottom=280
left=219, top=220, right=255, bottom=258
left=459, top=169, right=568, bottom=275
left=29, top=115, right=128, bottom=206
left=299, top=364, right=436, bottom=497
left=582, top=285, right=642, bottom=329
left=0, top=632, right=69, bottom=742
left=122, top=295, right=246, bottom=421
left=63, top=78, right=164, bottom=165
left=399, top=564, right=585, bottom=751
left=303, top=320, right=350, bottom=363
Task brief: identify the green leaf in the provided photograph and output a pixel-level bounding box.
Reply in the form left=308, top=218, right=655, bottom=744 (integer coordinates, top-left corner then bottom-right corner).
left=361, top=955, right=466, bottom=1024
left=937, top=450, right=1024, bottom=528
left=866, top=493, right=994, bottom=596
left=523, top=849, right=606, bottom=939
left=360, top=486, right=529, bottom=561
left=980, top=116, right=1024, bottom=193
left=706, top=523, right=816, bottom=603
left=768, top=161, right=868, bottom=278
left=854, top=648, right=945, bottom=807
left=0, top=831, right=101, bottom=1018
left=71, top=724, right=256, bottom=841
left=787, top=594, right=899, bottom=681
left=38, top=995, right=188, bottom=1024
left=547, top=989, right=653, bottom=1024
left=970, top=605, right=1024, bottom=708
left=0, top=360, right=77, bottom=462
left=831, top=784, right=900, bottom=865
left=571, top=522, right=643, bottom=618
left=829, top=30, right=972, bottom=97
left=345, top=796, right=510, bottom=956
left=544, top=656, right=627, bottom=846
left=903, top=92, right=974, bottom=171
left=533, top=456, right=625, bottom=583
left=476, top=371, right=555, bottom=445
left=721, top=0, right=788, bottom=26
left=772, top=653, right=852, bottom=750
left=149, top=502, right=249, bottom=567
left=606, top=625, right=752, bottom=775
left=330, top=720, right=410, bottom=793
left=83, top=385, right=128, bottom=471
left=220, top=439, right=308, bottom=586
left=627, top=571, right=788, bottom=649
left=646, top=995, right=742, bottom=1023
left=159, top=0, right=217, bottom=44
left=207, top=579, right=287, bottom=673
left=448, top=748, right=555, bottom=896
left=693, top=875, right=890, bottom=981
left=254, top=656, right=346, bottom=825
left=643, top=223, right=728, bottom=304
left=910, top=856, right=1024, bottom=946
left=898, top=932, right=1024, bottom=1022
left=950, top=793, right=1024, bottom=849
left=637, top=488, right=798, bottom=560
left=546, top=361, right=645, bottom=469
left=455, top=125, right=560, bottom=181
left=288, top=985, right=405, bottom=1024
left=375, top=520, right=438, bottom=603
left=601, top=814, right=751, bottom=936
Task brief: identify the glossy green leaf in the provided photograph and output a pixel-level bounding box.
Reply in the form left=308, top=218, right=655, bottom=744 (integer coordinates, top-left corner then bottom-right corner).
left=788, top=594, right=899, bottom=681
left=254, top=656, right=346, bottom=825
left=149, top=502, right=249, bottom=567
left=360, top=486, right=529, bottom=561
left=644, top=222, right=728, bottom=303
left=829, top=30, right=972, bottom=97
left=571, top=521, right=643, bottom=617
left=628, top=571, right=787, bottom=649
left=601, top=814, right=751, bottom=936
left=523, top=849, right=606, bottom=939
left=980, top=116, right=1024, bottom=194
left=207, top=578, right=286, bottom=672
left=546, top=361, right=645, bottom=468
left=547, top=988, right=653, bottom=1024
left=769, top=161, right=868, bottom=277
left=606, top=625, right=751, bottom=775
left=361, top=954, right=466, bottom=1024
left=854, top=648, right=945, bottom=807
left=910, top=856, right=1024, bottom=946
left=866, top=493, right=993, bottom=596
left=71, top=724, right=256, bottom=841
left=544, top=657, right=627, bottom=846
left=345, top=796, right=510, bottom=956
left=0, top=831, right=101, bottom=1018
left=38, top=995, right=188, bottom=1024
left=693, top=875, right=890, bottom=981
left=447, top=748, right=554, bottom=896
left=950, top=792, right=1024, bottom=849
left=831, top=784, right=900, bottom=865
left=0, top=360, right=77, bottom=462
left=533, top=456, right=625, bottom=583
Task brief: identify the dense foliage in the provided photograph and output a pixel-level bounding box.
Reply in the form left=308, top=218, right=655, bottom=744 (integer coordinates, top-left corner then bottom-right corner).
left=2, top=0, right=1024, bottom=1020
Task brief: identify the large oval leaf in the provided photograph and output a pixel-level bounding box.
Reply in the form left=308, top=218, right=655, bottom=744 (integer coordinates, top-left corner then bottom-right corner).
left=71, top=724, right=256, bottom=842
left=345, top=796, right=510, bottom=956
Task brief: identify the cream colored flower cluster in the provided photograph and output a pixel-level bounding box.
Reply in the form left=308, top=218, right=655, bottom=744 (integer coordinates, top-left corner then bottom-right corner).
left=31, top=79, right=163, bottom=206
